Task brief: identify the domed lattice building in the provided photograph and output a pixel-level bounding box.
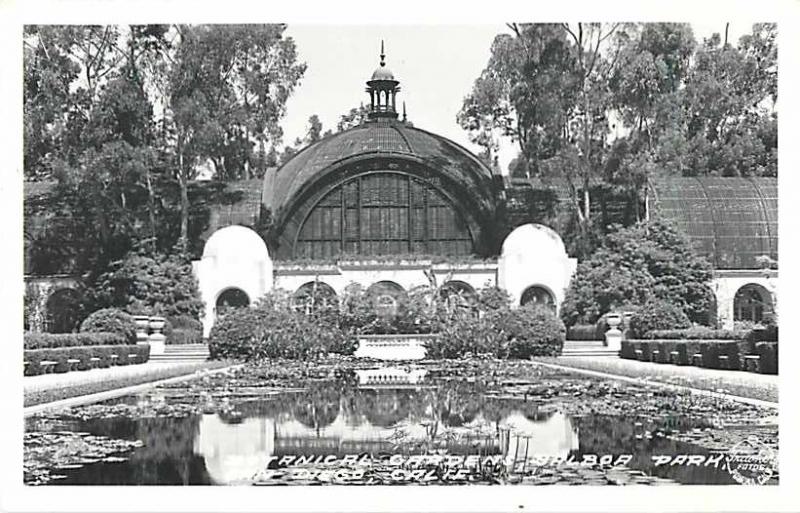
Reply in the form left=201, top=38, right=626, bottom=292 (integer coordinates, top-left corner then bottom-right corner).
left=23, top=45, right=778, bottom=338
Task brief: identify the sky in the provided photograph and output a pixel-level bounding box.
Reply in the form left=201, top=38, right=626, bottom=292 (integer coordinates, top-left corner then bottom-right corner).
left=279, top=23, right=752, bottom=174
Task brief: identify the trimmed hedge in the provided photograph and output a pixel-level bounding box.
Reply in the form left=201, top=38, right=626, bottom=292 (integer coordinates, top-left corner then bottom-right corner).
left=645, top=327, right=750, bottom=340
left=24, top=332, right=127, bottom=350
left=24, top=344, right=150, bottom=376
left=751, top=325, right=779, bottom=343
left=756, top=342, right=778, bottom=374
left=567, top=324, right=603, bottom=341
left=80, top=308, right=138, bottom=345
left=621, top=339, right=758, bottom=370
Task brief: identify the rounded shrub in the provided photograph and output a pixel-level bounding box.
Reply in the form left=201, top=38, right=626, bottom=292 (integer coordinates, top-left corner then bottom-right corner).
left=497, top=304, right=566, bottom=358
left=79, top=308, right=137, bottom=344
left=428, top=304, right=565, bottom=359
left=628, top=299, right=691, bottom=339
left=208, top=308, right=267, bottom=360
left=208, top=305, right=355, bottom=361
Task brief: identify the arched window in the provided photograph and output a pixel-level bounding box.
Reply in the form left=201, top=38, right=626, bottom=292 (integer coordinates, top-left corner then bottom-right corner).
left=734, top=284, right=772, bottom=324
left=45, top=288, right=83, bottom=333
left=295, top=173, right=474, bottom=259
left=520, top=285, right=555, bottom=310
left=292, top=281, right=338, bottom=315
left=216, top=288, right=250, bottom=317
left=367, top=281, right=406, bottom=318
left=439, top=280, right=477, bottom=309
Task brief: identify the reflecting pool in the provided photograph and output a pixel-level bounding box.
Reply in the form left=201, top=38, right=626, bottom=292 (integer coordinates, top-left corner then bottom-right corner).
left=24, top=363, right=777, bottom=486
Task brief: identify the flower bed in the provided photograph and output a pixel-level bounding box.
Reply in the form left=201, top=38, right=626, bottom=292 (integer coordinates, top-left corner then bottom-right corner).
left=24, top=344, right=150, bottom=376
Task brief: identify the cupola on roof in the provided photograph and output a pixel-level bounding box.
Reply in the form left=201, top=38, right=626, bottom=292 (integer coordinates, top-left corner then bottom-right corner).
left=369, top=40, right=396, bottom=81
left=366, top=41, right=401, bottom=120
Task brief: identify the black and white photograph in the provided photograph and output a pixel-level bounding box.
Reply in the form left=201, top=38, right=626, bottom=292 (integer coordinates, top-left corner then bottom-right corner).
left=1, top=1, right=798, bottom=511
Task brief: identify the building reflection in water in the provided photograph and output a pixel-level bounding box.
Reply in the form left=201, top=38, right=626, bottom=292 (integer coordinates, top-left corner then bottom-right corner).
left=194, top=395, right=579, bottom=485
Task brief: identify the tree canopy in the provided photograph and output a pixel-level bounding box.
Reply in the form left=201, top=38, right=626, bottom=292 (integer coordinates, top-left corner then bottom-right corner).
left=24, top=24, right=307, bottom=257
left=559, top=220, right=714, bottom=327
left=460, top=23, right=777, bottom=256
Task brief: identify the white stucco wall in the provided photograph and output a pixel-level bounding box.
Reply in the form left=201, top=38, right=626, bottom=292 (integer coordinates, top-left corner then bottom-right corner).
left=273, top=261, right=498, bottom=297
left=710, top=270, right=778, bottom=329
left=497, top=224, right=577, bottom=313
left=193, top=226, right=274, bottom=337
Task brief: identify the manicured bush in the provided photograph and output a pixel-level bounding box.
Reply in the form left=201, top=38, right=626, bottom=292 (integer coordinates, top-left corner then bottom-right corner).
left=498, top=305, right=565, bottom=358
left=428, top=305, right=564, bottom=359
left=430, top=309, right=500, bottom=359
left=756, top=342, right=778, bottom=374
left=23, top=344, right=149, bottom=376
left=80, top=308, right=138, bottom=344
left=209, top=306, right=354, bottom=361
left=628, top=299, right=691, bottom=339
left=208, top=308, right=267, bottom=360
left=24, top=332, right=127, bottom=350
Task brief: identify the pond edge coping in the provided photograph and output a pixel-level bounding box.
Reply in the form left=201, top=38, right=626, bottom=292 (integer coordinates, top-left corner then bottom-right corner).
left=530, top=361, right=778, bottom=410
left=24, top=364, right=244, bottom=417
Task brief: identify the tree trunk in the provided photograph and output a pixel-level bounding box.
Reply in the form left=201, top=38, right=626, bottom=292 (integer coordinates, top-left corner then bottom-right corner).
left=179, top=150, right=189, bottom=250
left=583, top=182, right=590, bottom=222
left=145, top=170, right=157, bottom=254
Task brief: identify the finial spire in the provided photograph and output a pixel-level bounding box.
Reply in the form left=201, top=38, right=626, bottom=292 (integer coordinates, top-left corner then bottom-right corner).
left=402, top=101, right=407, bottom=122
left=380, top=40, right=386, bottom=67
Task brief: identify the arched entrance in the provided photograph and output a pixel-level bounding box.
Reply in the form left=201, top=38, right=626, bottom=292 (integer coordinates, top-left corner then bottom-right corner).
left=520, top=285, right=555, bottom=310
left=45, top=288, right=83, bottom=333
left=215, top=288, right=250, bottom=317
left=366, top=281, right=406, bottom=318
left=439, top=280, right=477, bottom=309
left=733, top=283, right=772, bottom=324
left=292, top=281, right=338, bottom=314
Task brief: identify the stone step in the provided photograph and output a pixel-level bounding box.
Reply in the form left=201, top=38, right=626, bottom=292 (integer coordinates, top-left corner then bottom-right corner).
left=150, top=355, right=209, bottom=362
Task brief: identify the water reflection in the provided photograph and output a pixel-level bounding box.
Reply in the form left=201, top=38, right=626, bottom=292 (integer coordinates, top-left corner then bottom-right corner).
left=36, top=369, right=744, bottom=485
left=192, top=384, right=578, bottom=484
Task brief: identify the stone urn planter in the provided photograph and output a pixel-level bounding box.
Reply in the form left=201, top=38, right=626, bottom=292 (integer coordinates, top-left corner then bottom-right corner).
left=604, top=312, right=623, bottom=352
left=148, top=316, right=167, bottom=355
left=133, top=315, right=151, bottom=344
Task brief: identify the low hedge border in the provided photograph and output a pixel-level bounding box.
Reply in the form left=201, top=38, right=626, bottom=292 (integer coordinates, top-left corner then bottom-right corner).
left=24, top=332, right=128, bottom=350
left=621, top=339, right=776, bottom=374
left=566, top=324, right=603, bottom=341
left=24, top=344, right=150, bottom=376
left=644, top=328, right=751, bottom=340
left=756, top=342, right=778, bottom=374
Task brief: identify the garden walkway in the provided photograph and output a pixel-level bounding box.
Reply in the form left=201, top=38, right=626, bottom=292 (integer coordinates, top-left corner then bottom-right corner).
left=24, top=362, right=205, bottom=394
left=534, top=356, right=778, bottom=404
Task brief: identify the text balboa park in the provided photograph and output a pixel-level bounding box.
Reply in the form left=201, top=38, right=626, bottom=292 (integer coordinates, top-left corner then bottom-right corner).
left=258, top=453, right=730, bottom=470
